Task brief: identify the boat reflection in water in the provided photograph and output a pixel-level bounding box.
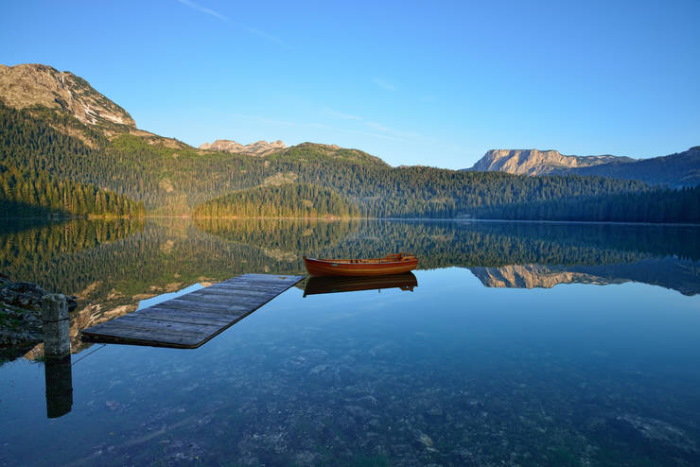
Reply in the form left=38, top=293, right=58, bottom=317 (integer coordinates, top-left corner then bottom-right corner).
left=303, top=272, right=418, bottom=297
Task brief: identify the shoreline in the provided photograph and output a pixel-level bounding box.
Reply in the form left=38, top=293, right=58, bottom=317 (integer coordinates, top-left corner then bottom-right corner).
left=5, top=215, right=698, bottom=228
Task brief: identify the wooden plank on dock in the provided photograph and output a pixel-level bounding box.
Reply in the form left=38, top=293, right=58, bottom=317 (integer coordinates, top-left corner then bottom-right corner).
left=81, top=274, right=304, bottom=349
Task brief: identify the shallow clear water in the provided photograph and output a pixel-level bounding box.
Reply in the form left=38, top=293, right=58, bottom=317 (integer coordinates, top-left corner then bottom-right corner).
left=1, top=219, right=699, bottom=465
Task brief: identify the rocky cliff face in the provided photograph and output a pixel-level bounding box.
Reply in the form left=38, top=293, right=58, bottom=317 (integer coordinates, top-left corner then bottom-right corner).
left=200, top=139, right=286, bottom=156
left=470, top=149, right=631, bottom=175
left=468, top=147, right=700, bottom=186
left=0, top=63, right=135, bottom=128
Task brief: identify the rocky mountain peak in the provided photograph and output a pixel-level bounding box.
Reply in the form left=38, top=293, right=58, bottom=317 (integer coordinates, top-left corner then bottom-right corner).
left=0, top=63, right=135, bottom=128
left=199, top=139, right=286, bottom=156
left=470, top=149, right=633, bottom=175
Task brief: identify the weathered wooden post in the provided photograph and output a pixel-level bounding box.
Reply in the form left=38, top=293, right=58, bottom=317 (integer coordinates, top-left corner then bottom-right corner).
left=42, top=294, right=73, bottom=418
left=42, top=294, right=71, bottom=358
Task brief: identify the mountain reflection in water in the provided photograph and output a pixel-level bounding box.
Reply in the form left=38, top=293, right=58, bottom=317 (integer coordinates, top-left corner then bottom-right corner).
left=471, top=257, right=700, bottom=296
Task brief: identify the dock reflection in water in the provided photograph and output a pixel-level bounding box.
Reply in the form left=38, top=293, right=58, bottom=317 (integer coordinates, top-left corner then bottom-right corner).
left=303, top=272, right=418, bottom=297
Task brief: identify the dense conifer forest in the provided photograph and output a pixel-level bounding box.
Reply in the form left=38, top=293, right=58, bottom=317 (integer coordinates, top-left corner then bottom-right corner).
left=0, top=101, right=697, bottom=222
left=193, top=183, right=361, bottom=218
left=0, top=163, right=144, bottom=218
left=477, top=186, right=700, bottom=223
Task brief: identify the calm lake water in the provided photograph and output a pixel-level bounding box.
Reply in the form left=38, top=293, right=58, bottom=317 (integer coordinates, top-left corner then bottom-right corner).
left=1, top=219, right=699, bottom=466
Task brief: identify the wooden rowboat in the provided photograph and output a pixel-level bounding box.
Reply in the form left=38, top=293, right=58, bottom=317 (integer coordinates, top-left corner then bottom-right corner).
left=303, top=253, right=418, bottom=277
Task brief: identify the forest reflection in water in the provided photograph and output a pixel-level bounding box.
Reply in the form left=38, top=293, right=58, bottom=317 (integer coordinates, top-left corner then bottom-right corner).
left=2, top=217, right=699, bottom=302
left=1, top=216, right=698, bottom=359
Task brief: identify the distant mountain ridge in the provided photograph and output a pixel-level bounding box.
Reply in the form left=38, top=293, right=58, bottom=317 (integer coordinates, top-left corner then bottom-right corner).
left=573, top=147, right=700, bottom=187
left=470, top=149, right=633, bottom=175
left=200, top=139, right=286, bottom=156
left=466, top=147, right=700, bottom=187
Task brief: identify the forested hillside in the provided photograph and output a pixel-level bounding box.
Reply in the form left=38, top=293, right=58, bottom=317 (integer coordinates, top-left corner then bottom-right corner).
left=0, top=163, right=144, bottom=218
left=0, top=100, right=672, bottom=220
left=477, top=185, right=700, bottom=223
left=193, top=183, right=360, bottom=218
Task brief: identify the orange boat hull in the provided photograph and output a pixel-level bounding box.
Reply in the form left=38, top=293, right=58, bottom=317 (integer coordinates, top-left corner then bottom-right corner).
left=303, top=255, right=418, bottom=277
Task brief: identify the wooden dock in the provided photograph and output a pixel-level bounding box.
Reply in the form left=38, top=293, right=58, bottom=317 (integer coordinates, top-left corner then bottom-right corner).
left=81, top=274, right=304, bottom=349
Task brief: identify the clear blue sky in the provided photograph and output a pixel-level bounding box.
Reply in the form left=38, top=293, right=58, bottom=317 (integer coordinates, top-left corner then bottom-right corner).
left=1, top=0, right=698, bottom=169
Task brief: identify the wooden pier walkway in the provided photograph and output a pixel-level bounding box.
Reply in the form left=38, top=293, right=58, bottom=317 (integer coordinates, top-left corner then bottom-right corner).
left=81, top=274, right=304, bottom=349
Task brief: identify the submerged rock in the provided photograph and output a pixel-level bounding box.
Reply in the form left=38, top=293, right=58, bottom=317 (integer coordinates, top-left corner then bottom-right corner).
left=418, top=432, right=435, bottom=448
left=610, top=414, right=698, bottom=459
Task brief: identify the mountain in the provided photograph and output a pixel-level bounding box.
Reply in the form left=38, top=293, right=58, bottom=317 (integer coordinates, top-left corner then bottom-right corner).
left=469, top=149, right=632, bottom=175
left=466, top=147, right=700, bottom=187
left=0, top=64, right=135, bottom=130
left=573, top=147, right=700, bottom=187
left=199, top=139, right=286, bottom=156
left=0, top=64, right=146, bottom=218
left=1, top=63, right=689, bottom=221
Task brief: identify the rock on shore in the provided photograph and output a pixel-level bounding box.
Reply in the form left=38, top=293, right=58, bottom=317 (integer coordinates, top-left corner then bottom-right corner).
left=0, top=275, right=77, bottom=346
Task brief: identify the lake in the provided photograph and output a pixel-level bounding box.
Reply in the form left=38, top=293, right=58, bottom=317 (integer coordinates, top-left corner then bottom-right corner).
left=1, top=218, right=699, bottom=466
